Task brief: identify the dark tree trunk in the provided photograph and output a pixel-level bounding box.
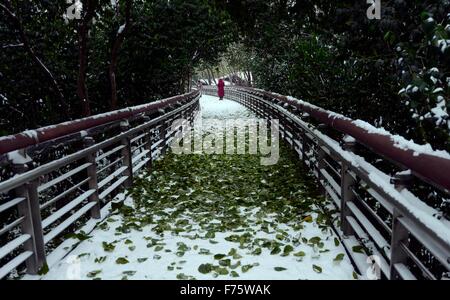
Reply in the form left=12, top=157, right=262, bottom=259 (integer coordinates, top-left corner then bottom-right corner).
left=77, top=0, right=96, bottom=117
left=206, top=70, right=212, bottom=85
left=109, top=0, right=132, bottom=110
left=208, top=68, right=217, bottom=85
left=246, top=71, right=252, bottom=87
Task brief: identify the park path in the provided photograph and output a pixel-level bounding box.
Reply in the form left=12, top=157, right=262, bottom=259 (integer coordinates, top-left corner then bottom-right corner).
left=30, top=95, right=356, bottom=280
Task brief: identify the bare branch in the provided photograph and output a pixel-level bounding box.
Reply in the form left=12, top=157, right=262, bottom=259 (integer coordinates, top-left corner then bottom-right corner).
left=1, top=43, right=24, bottom=49
left=0, top=1, right=69, bottom=117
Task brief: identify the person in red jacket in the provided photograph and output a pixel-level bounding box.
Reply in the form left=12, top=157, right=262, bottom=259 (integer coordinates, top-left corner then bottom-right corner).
left=218, top=79, right=225, bottom=100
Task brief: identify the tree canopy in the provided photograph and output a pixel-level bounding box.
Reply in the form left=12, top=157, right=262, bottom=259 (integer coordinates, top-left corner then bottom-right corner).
left=218, top=0, right=450, bottom=151
left=0, top=0, right=233, bottom=134
left=1, top=0, right=449, bottom=153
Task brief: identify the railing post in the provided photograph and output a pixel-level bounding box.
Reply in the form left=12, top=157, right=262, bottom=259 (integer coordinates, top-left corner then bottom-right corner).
left=120, top=120, right=133, bottom=188
left=315, top=124, right=328, bottom=195
left=291, top=124, right=299, bottom=155
left=300, top=130, right=307, bottom=162
left=27, top=179, right=46, bottom=268
left=340, top=136, right=356, bottom=236
left=83, top=137, right=101, bottom=219
left=160, top=118, right=168, bottom=156
left=11, top=153, right=46, bottom=274
left=142, top=116, right=153, bottom=171
left=287, top=120, right=296, bottom=151
left=389, top=172, right=412, bottom=279
left=316, top=142, right=326, bottom=196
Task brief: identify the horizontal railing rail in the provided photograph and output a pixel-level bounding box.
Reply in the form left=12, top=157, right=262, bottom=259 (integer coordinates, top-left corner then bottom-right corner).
left=0, top=90, right=198, bottom=156
left=203, top=85, right=450, bottom=280
left=0, top=90, right=200, bottom=279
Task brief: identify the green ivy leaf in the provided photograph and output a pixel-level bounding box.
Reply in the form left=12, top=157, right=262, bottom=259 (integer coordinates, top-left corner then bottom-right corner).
left=282, top=245, right=294, bottom=256
left=352, top=245, right=365, bottom=254
left=198, top=263, right=213, bottom=274
left=102, top=242, right=115, bottom=252
left=122, top=271, right=136, bottom=276
left=270, top=246, right=281, bottom=255
left=205, top=231, right=216, bottom=239
left=312, top=264, right=322, bottom=273
left=95, top=256, right=107, bottom=264
left=219, top=259, right=231, bottom=267
left=334, top=253, right=345, bottom=262
left=241, top=264, right=254, bottom=273
left=231, top=271, right=240, bottom=277
left=87, top=270, right=102, bottom=278
left=252, top=247, right=262, bottom=255
left=294, top=251, right=306, bottom=257
left=37, top=263, right=49, bottom=276
left=116, top=257, right=129, bottom=265
left=216, top=267, right=229, bottom=275
left=334, top=238, right=340, bottom=247
left=214, top=254, right=226, bottom=260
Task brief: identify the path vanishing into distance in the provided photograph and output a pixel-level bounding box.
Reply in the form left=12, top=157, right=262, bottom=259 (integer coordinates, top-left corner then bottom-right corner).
left=27, top=95, right=356, bottom=280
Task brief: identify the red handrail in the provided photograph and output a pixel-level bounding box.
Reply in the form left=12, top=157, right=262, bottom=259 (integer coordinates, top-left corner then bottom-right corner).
left=0, top=90, right=199, bottom=156
left=239, top=87, right=450, bottom=193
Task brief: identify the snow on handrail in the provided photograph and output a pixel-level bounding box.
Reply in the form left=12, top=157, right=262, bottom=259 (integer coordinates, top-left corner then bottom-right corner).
left=235, top=86, right=450, bottom=193
left=0, top=90, right=200, bottom=156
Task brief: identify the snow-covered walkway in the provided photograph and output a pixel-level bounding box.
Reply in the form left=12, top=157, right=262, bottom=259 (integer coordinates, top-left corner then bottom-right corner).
left=27, top=95, right=356, bottom=280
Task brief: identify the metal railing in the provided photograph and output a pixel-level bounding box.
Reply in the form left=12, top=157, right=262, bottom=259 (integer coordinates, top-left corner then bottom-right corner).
left=1, top=83, right=449, bottom=280
left=0, top=90, right=200, bottom=279
left=203, top=85, right=450, bottom=280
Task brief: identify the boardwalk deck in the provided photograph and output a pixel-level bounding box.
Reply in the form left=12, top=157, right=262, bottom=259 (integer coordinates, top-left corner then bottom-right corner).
left=25, top=96, right=355, bottom=280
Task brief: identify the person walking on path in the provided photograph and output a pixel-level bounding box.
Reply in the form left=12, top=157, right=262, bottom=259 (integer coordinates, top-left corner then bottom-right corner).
left=218, top=79, right=225, bottom=100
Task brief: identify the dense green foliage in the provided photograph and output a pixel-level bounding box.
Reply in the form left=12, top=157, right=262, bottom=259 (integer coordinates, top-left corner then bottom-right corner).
left=0, top=0, right=233, bottom=134
left=219, top=0, right=450, bottom=151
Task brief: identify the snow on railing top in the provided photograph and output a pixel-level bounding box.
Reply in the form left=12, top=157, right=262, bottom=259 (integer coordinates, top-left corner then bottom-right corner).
left=0, top=90, right=199, bottom=156
left=236, top=86, right=450, bottom=193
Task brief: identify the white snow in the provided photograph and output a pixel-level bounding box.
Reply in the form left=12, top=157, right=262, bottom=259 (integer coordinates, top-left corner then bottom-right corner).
left=6, top=150, right=32, bottom=164
left=118, top=24, right=126, bottom=35
left=343, top=135, right=356, bottom=143
left=436, top=39, right=450, bottom=53
left=430, top=98, right=448, bottom=124
left=430, top=67, right=439, bottom=73
left=200, top=95, right=251, bottom=120
left=396, top=169, right=412, bottom=176
left=22, top=130, right=38, bottom=141
left=0, top=94, right=7, bottom=104
left=352, top=119, right=450, bottom=160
